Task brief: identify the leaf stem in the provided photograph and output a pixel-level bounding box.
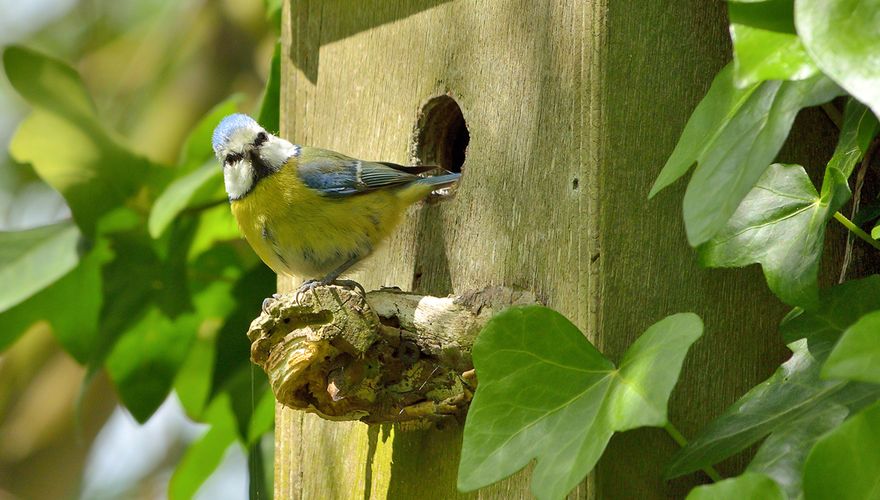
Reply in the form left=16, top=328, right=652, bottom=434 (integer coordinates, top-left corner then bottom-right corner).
left=833, top=212, right=880, bottom=251
left=663, top=422, right=723, bottom=482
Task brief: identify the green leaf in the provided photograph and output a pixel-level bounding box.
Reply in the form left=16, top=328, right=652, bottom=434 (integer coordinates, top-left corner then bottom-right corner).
left=698, top=163, right=849, bottom=308
left=746, top=403, right=848, bottom=499
left=686, top=473, right=785, bottom=500
left=457, top=307, right=702, bottom=499
left=169, top=395, right=239, bottom=500
left=0, top=236, right=111, bottom=357
left=823, top=311, right=880, bottom=384
left=0, top=221, right=81, bottom=312
left=728, top=0, right=818, bottom=87
left=4, top=46, right=158, bottom=236
left=682, top=74, right=841, bottom=246
left=781, top=275, right=880, bottom=345
left=264, top=0, right=282, bottom=33
left=665, top=340, right=880, bottom=479
left=827, top=99, right=880, bottom=178
left=257, top=42, right=281, bottom=133
left=649, top=64, right=759, bottom=198
left=873, top=223, right=880, bottom=240
left=148, top=95, right=241, bottom=238
left=796, top=0, right=880, bottom=120
left=178, top=96, right=242, bottom=173
left=650, top=60, right=842, bottom=245
left=803, top=401, right=880, bottom=500
left=248, top=388, right=276, bottom=444
left=148, top=163, right=223, bottom=238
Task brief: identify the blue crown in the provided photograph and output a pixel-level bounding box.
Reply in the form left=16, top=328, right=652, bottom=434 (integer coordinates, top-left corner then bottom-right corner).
left=212, top=113, right=259, bottom=153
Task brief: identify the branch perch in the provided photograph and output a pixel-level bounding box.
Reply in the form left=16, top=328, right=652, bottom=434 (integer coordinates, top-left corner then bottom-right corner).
left=248, top=285, right=536, bottom=423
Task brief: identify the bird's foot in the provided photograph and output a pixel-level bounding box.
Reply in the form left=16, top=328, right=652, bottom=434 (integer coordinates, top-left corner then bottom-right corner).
left=294, top=279, right=320, bottom=304
left=261, top=293, right=282, bottom=314
left=330, top=279, right=367, bottom=298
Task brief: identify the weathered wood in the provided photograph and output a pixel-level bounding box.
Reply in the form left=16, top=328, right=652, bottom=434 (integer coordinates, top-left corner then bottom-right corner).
left=249, top=286, right=534, bottom=423
left=273, top=0, right=839, bottom=498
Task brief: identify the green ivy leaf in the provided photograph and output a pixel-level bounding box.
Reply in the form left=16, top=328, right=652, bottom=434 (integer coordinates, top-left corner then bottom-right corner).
left=746, top=403, right=848, bottom=499
left=796, top=0, right=880, bottom=120
left=0, top=221, right=81, bottom=312
left=649, top=64, right=759, bottom=198
left=148, top=97, right=241, bottom=238
left=781, top=275, right=880, bottom=346
left=686, top=472, right=785, bottom=500
left=803, top=401, right=880, bottom=500
left=457, top=307, right=702, bottom=499
left=728, top=0, right=818, bottom=87
left=698, top=163, right=848, bottom=308
left=665, top=340, right=880, bottom=479
left=169, top=395, right=239, bottom=500
left=873, top=222, right=880, bottom=240
left=823, top=311, right=880, bottom=384
left=650, top=62, right=841, bottom=246
left=148, top=163, right=223, bottom=238
left=3, top=46, right=158, bottom=236
left=826, top=99, right=880, bottom=178
left=0, top=236, right=111, bottom=357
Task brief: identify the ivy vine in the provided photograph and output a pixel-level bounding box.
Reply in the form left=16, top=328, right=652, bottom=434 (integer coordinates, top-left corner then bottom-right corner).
left=457, top=1, right=880, bottom=498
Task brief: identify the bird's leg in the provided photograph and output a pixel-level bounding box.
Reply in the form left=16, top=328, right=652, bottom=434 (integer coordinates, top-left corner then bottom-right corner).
left=320, top=256, right=366, bottom=297
left=294, top=256, right=365, bottom=303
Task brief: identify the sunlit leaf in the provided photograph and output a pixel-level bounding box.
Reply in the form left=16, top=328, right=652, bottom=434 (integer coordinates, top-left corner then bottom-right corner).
left=728, top=0, right=818, bottom=86
left=169, top=395, right=239, bottom=500
left=698, top=164, right=848, bottom=308
left=686, top=472, right=784, bottom=500
left=458, top=307, right=702, bottom=500
left=803, top=401, right=880, bottom=500
left=0, top=237, right=111, bottom=358
left=649, top=64, right=759, bottom=198
left=4, top=46, right=159, bottom=236
left=666, top=340, right=880, bottom=479
left=148, top=96, right=241, bottom=238
left=823, top=311, right=880, bottom=384
left=796, top=0, right=880, bottom=120
left=746, top=403, right=847, bottom=499
left=650, top=61, right=841, bottom=245
left=149, top=163, right=223, bottom=238
left=0, top=221, right=81, bottom=312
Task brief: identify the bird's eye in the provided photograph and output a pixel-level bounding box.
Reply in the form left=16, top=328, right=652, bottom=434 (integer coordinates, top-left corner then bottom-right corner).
left=253, top=132, right=268, bottom=147
left=225, top=152, right=244, bottom=165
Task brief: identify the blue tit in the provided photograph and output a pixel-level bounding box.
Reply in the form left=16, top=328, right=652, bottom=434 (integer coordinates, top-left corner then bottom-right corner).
left=211, top=113, right=460, bottom=293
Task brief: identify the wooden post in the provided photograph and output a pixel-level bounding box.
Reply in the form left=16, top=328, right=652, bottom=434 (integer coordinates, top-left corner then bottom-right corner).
left=273, top=1, right=838, bottom=498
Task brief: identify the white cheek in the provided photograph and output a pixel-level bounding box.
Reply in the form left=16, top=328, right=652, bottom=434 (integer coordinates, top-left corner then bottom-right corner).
left=224, top=161, right=254, bottom=199
left=261, top=138, right=299, bottom=168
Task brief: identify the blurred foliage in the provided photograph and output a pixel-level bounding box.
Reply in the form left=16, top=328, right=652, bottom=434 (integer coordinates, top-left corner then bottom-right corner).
left=0, top=0, right=281, bottom=498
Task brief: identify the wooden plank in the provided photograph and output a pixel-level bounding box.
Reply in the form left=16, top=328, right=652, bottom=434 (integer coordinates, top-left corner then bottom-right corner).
left=274, top=0, right=839, bottom=498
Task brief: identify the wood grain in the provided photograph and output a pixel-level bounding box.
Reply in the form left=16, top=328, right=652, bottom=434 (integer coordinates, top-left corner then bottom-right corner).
left=274, top=0, right=839, bottom=498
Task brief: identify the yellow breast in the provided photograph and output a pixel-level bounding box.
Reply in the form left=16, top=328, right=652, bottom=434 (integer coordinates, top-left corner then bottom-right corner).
left=230, top=163, right=420, bottom=279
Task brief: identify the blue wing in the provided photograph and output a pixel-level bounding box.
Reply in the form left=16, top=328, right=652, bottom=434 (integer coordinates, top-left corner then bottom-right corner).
left=296, top=147, right=438, bottom=198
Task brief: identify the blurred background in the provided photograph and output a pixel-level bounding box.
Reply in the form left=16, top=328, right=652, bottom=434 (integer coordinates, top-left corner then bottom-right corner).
left=0, top=0, right=280, bottom=498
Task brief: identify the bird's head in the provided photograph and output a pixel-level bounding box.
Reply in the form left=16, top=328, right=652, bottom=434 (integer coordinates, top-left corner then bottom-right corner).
left=212, top=113, right=298, bottom=200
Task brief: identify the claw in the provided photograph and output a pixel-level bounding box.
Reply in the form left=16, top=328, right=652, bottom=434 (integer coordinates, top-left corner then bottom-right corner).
left=294, top=279, right=320, bottom=304
left=261, top=293, right=282, bottom=314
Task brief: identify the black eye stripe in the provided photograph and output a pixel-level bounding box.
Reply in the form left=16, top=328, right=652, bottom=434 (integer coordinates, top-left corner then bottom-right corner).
left=225, top=152, right=244, bottom=164
left=253, top=132, right=268, bottom=147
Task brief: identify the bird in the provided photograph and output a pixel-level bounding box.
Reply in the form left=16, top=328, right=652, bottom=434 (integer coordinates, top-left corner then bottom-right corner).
left=211, top=113, right=461, bottom=299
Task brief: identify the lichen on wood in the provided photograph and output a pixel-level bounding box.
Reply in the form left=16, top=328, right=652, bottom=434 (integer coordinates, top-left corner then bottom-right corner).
left=248, top=285, right=536, bottom=423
